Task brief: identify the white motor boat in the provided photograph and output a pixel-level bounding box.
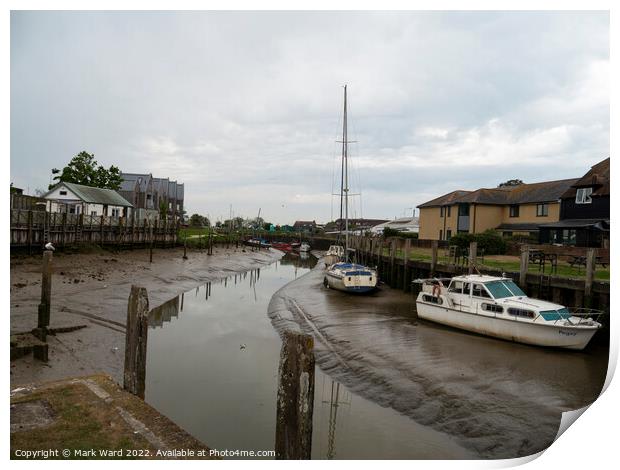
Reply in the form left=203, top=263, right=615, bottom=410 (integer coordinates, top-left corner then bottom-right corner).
left=415, top=274, right=602, bottom=350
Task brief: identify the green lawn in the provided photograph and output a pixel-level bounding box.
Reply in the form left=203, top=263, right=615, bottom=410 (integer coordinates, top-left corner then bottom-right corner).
left=384, top=247, right=610, bottom=281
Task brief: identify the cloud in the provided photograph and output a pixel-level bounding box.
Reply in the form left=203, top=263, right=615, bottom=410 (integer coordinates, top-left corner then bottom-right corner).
left=10, top=11, right=609, bottom=222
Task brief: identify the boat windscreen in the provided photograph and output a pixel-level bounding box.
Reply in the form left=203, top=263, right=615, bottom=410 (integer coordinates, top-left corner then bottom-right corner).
left=540, top=308, right=571, bottom=321
left=485, top=280, right=526, bottom=299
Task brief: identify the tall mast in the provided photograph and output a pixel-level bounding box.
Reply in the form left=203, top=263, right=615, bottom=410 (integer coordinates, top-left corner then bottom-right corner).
left=343, top=85, right=349, bottom=260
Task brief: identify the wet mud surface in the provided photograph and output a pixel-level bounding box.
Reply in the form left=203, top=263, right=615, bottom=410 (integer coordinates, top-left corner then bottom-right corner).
left=268, top=257, right=609, bottom=459
left=10, top=247, right=282, bottom=387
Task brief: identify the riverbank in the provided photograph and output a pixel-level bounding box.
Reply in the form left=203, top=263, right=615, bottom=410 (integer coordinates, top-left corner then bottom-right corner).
left=10, top=246, right=282, bottom=387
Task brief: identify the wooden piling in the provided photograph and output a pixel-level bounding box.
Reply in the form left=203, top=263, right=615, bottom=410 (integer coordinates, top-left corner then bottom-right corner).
left=584, top=248, right=596, bottom=300
left=468, top=241, right=477, bottom=275
left=275, top=331, right=315, bottom=460
left=123, top=285, right=149, bottom=399
left=519, top=245, right=530, bottom=289
left=183, top=238, right=188, bottom=260
left=390, top=240, right=396, bottom=285
left=431, top=240, right=438, bottom=276
left=403, top=239, right=411, bottom=292
left=27, top=211, right=33, bottom=255
left=33, top=251, right=53, bottom=346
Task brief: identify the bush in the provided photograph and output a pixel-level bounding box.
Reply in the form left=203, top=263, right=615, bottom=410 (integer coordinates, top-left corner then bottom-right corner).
left=449, top=230, right=506, bottom=255
left=383, top=227, right=419, bottom=239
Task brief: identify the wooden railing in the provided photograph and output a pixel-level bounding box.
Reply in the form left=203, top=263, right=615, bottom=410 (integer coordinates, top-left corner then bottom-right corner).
left=10, top=209, right=179, bottom=252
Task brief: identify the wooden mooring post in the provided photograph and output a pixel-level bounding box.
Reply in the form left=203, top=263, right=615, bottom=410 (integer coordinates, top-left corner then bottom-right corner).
left=123, top=285, right=149, bottom=399
left=468, top=241, right=477, bottom=275
left=519, top=245, right=530, bottom=289
left=431, top=240, right=438, bottom=276
left=32, top=250, right=53, bottom=361
left=584, top=248, right=597, bottom=304
left=275, top=331, right=315, bottom=460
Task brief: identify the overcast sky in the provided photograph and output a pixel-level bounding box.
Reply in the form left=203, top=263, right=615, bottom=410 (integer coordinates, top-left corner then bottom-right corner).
left=11, top=11, right=609, bottom=224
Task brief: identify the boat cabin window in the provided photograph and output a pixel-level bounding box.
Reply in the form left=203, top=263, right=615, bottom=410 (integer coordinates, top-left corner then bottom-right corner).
left=482, top=303, right=503, bottom=313
left=507, top=308, right=535, bottom=319
left=472, top=284, right=491, bottom=298
left=422, top=294, right=443, bottom=305
left=484, top=280, right=526, bottom=299
left=462, top=283, right=472, bottom=295
left=448, top=281, right=463, bottom=294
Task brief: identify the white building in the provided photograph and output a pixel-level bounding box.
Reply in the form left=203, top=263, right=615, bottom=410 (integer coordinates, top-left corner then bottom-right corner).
left=370, top=217, right=420, bottom=235
left=43, top=182, right=133, bottom=218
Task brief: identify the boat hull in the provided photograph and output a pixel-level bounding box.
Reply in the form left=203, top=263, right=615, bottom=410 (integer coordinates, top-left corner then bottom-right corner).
left=325, top=274, right=377, bottom=294
left=416, top=301, right=599, bottom=350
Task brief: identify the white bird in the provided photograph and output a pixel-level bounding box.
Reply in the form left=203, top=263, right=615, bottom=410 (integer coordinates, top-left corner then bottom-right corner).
left=45, top=242, right=55, bottom=251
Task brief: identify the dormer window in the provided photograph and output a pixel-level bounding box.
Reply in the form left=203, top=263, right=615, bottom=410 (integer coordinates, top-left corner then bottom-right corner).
left=59, top=190, right=67, bottom=196
left=575, top=187, right=593, bottom=204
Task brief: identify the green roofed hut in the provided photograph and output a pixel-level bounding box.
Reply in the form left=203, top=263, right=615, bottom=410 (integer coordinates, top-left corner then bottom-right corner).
left=43, top=182, right=133, bottom=218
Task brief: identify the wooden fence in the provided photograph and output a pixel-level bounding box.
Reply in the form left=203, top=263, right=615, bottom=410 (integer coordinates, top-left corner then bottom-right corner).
left=10, top=209, right=179, bottom=252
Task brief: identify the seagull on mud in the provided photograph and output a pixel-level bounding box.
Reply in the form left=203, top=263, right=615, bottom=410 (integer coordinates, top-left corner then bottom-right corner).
left=44, top=242, right=55, bottom=251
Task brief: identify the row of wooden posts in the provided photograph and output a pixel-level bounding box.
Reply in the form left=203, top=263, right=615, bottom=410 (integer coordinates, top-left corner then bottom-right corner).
left=348, top=236, right=601, bottom=300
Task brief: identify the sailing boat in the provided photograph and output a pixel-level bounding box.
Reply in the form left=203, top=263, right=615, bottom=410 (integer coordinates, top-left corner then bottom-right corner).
left=323, top=86, right=378, bottom=294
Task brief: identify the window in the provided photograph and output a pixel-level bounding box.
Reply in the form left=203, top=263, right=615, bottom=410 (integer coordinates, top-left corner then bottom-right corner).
left=422, top=294, right=442, bottom=305
left=562, top=229, right=577, bottom=245
left=472, top=284, right=491, bottom=298
left=462, top=283, right=471, bottom=295
left=447, top=206, right=451, bottom=217
left=482, top=303, right=503, bottom=313
left=446, top=229, right=452, bottom=240
left=509, top=205, right=520, bottom=217
left=458, top=204, right=470, bottom=216
left=536, top=203, right=549, bottom=217
left=485, top=280, right=526, bottom=299
left=576, top=187, right=593, bottom=204
left=91, top=211, right=97, bottom=216
left=448, top=281, right=463, bottom=294
left=111, top=208, right=120, bottom=217
left=508, top=308, right=535, bottom=319
left=59, top=190, right=67, bottom=196
left=439, top=230, right=443, bottom=241
left=440, top=207, right=444, bottom=217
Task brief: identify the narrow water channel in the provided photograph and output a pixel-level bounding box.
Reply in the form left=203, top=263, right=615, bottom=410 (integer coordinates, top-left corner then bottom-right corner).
left=144, top=252, right=469, bottom=459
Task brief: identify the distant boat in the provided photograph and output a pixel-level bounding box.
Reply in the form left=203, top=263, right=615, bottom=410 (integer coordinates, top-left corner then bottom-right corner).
left=414, top=274, right=602, bottom=350
left=323, top=85, right=378, bottom=294
left=271, top=241, right=293, bottom=252
left=245, top=238, right=271, bottom=249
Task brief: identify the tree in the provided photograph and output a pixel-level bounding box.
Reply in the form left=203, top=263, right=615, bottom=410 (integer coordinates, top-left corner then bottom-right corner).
left=498, top=179, right=524, bottom=188
left=49, top=151, right=122, bottom=190
left=189, top=213, right=209, bottom=227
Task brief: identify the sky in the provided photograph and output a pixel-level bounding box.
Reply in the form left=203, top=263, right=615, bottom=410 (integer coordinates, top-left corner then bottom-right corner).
left=10, top=10, right=609, bottom=224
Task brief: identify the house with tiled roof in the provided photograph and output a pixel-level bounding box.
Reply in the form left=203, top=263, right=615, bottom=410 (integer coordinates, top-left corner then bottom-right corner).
left=417, top=178, right=578, bottom=241
left=539, top=157, right=610, bottom=247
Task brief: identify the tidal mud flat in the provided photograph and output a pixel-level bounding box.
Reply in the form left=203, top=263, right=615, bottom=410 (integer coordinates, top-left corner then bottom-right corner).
left=10, top=247, right=282, bottom=387
left=268, top=257, right=609, bottom=459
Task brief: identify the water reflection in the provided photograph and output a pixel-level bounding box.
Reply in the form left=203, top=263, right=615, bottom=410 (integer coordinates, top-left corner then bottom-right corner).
left=144, top=253, right=466, bottom=459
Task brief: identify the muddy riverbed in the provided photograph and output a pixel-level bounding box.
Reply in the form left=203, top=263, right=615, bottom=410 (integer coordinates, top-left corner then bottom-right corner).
left=145, top=253, right=469, bottom=459
left=144, top=252, right=608, bottom=459
left=10, top=246, right=282, bottom=386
